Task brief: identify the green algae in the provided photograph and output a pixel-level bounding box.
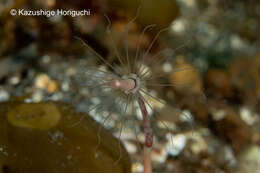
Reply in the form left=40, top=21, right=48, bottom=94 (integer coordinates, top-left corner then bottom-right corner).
left=0, top=101, right=131, bottom=173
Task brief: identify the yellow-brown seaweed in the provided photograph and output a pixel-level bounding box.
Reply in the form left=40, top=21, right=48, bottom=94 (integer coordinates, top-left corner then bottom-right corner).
left=0, top=101, right=131, bottom=173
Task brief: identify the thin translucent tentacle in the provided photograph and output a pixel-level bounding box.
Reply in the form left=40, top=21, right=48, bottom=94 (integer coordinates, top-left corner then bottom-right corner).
left=69, top=103, right=101, bottom=127
left=134, top=24, right=156, bottom=74
left=139, top=88, right=166, bottom=106
left=94, top=111, right=114, bottom=158
left=74, top=36, right=122, bottom=76
left=142, top=67, right=194, bottom=81
left=124, top=6, right=142, bottom=73
left=104, top=14, right=127, bottom=72
left=139, top=41, right=191, bottom=78
left=113, top=95, right=130, bottom=165
left=138, top=27, right=170, bottom=73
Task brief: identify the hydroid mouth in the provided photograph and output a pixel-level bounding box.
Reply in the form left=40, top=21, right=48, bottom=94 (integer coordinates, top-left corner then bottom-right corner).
left=110, top=78, right=135, bottom=94
left=124, top=73, right=141, bottom=94
left=110, top=73, right=142, bottom=94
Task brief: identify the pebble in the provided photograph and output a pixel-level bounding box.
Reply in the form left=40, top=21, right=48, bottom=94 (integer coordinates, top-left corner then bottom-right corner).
left=123, top=140, right=137, bottom=154
left=187, top=129, right=208, bottom=155
left=170, top=18, right=187, bottom=35
left=150, top=143, right=167, bottom=163
left=179, top=110, right=194, bottom=123
left=211, top=109, right=227, bottom=121
left=0, top=146, right=8, bottom=156
left=9, top=75, right=20, bottom=85
left=166, top=133, right=186, bottom=157
left=157, top=121, right=177, bottom=131
left=0, top=89, right=10, bottom=102
left=240, top=107, right=259, bottom=125
left=34, top=73, right=58, bottom=93
left=61, top=80, right=70, bottom=91
left=236, top=145, right=260, bottom=173
left=132, top=162, right=143, bottom=173
left=223, top=146, right=237, bottom=167
left=31, top=90, right=44, bottom=102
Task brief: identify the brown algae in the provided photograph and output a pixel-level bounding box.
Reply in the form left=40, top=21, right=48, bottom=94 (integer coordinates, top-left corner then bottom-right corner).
left=7, top=103, right=61, bottom=130
left=0, top=101, right=131, bottom=173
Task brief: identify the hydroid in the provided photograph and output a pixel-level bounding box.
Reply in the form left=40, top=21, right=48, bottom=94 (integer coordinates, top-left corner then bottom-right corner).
left=74, top=12, right=198, bottom=173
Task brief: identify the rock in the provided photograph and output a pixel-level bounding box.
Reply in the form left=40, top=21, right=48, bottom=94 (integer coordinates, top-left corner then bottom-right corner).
left=205, top=69, right=232, bottom=98
left=169, top=57, right=203, bottom=96
left=229, top=55, right=260, bottom=104
left=214, top=107, right=252, bottom=154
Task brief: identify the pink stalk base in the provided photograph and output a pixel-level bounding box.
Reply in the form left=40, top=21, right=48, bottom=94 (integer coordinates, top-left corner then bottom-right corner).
left=138, top=96, right=153, bottom=173
left=143, top=147, right=152, bottom=173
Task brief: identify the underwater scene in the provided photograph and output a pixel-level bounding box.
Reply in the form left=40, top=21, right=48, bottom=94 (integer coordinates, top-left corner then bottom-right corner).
left=0, top=0, right=260, bottom=173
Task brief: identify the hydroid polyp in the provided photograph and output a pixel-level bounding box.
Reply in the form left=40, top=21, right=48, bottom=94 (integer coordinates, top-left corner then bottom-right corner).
left=75, top=11, right=196, bottom=173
